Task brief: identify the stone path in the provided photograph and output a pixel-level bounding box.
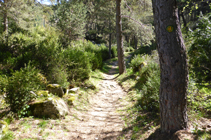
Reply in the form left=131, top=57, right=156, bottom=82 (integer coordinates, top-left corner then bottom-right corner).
left=68, top=61, right=127, bottom=140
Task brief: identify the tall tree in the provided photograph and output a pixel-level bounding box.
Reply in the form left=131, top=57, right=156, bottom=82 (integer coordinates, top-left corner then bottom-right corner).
left=152, top=0, right=188, bottom=133
left=116, top=0, right=126, bottom=74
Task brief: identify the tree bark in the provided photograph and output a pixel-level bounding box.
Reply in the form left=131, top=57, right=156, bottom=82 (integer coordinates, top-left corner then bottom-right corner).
left=152, top=0, right=188, bottom=133
left=116, top=0, right=126, bottom=74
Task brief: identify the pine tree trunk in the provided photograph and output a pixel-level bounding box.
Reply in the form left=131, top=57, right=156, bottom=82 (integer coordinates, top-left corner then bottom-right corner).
left=152, top=0, right=188, bottom=133
left=116, top=0, right=126, bottom=74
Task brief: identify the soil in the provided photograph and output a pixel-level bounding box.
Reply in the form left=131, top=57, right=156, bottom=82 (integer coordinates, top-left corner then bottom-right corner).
left=8, top=61, right=129, bottom=140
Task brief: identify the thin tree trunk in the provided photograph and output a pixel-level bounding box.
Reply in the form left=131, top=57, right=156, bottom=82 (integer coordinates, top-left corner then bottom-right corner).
left=109, top=16, right=112, bottom=59
left=134, top=35, right=137, bottom=49
left=116, top=0, right=126, bottom=74
left=109, top=33, right=112, bottom=59
left=4, top=0, right=8, bottom=35
left=152, top=0, right=188, bottom=133
left=181, top=11, right=188, bottom=31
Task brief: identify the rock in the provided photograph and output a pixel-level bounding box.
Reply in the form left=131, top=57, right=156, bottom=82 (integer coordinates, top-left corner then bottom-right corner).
left=29, top=97, right=69, bottom=119
left=172, top=130, right=195, bottom=140
left=0, top=121, right=8, bottom=139
left=46, top=84, right=64, bottom=97
left=30, top=91, right=38, bottom=97
left=67, top=97, right=75, bottom=105
left=36, top=90, right=49, bottom=97
left=69, top=87, right=79, bottom=93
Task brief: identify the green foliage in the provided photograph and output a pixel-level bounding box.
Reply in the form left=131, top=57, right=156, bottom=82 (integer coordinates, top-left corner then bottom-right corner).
left=51, top=0, right=87, bottom=42
left=0, top=75, right=8, bottom=95
left=130, top=54, right=145, bottom=72
left=125, top=46, right=134, bottom=52
left=136, top=61, right=160, bottom=112
left=5, top=63, right=45, bottom=116
left=111, top=45, right=117, bottom=58
left=188, top=14, right=211, bottom=84
left=1, top=131, right=14, bottom=140
left=187, top=77, right=211, bottom=117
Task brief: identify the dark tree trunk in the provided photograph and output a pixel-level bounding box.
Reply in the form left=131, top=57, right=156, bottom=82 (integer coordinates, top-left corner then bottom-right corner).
left=181, top=11, right=188, bottom=31
left=134, top=36, right=137, bottom=49
left=109, top=33, right=112, bottom=59
left=152, top=0, right=188, bottom=133
left=116, top=0, right=126, bottom=74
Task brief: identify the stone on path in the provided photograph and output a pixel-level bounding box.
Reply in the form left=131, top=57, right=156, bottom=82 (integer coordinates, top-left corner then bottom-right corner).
left=29, top=97, right=69, bottom=119
left=46, top=84, right=64, bottom=97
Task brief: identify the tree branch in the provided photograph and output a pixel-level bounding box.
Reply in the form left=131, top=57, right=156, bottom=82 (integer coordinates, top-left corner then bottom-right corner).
left=121, top=15, right=146, bottom=28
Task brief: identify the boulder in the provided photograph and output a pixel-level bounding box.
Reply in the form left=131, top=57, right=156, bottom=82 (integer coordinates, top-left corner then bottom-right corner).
left=0, top=121, right=8, bottom=139
left=46, top=84, right=64, bottom=97
left=29, top=97, right=69, bottom=119
left=69, top=87, right=79, bottom=93
left=36, top=90, right=49, bottom=97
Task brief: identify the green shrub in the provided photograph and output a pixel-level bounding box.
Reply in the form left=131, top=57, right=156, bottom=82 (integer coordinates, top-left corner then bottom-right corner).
left=188, top=14, right=211, bottom=84
left=63, top=47, right=91, bottom=82
left=125, top=46, right=134, bottom=52
left=1, top=131, right=14, bottom=140
left=47, top=66, right=69, bottom=88
left=0, top=75, right=8, bottom=95
left=5, top=63, right=45, bottom=117
left=130, top=54, right=150, bottom=73
left=187, top=77, right=211, bottom=116
left=136, top=61, right=160, bottom=112
left=111, top=45, right=117, bottom=58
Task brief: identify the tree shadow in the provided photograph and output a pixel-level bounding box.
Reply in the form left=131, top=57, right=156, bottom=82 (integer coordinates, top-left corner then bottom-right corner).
left=146, top=128, right=172, bottom=140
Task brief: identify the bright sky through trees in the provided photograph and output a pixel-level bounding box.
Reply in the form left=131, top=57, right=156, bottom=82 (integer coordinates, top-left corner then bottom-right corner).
left=37, top=0, right=52, bottom=5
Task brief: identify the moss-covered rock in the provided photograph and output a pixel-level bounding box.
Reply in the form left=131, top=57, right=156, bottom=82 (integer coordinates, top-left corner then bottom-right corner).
left=67, top=97, right=75, bottom=105
left=29, top=97, right=69, bottom=119
left=36, top=90, right=49, bottom=97
left=46, top=84, right=64, bottom=97
left=69, top=87, right=79, bottom=93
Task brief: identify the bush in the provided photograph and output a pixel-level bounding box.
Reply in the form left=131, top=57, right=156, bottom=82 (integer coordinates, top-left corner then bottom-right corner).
left=5, top=63, right=45, bottom=117
left=130, top=54, right=150, bottom=73
left=125, top=46, right=134, bottom=52
left=136, top=61, right=160, bottom=112
left=63, top=46, right=92, bottom=82
left=188, top=14, right=211, bottom=84
left=0, top=75, right=8, bottom=95
left=187, top=77, right=211, bottom=116
left=111, top=45, right=117, bottom=58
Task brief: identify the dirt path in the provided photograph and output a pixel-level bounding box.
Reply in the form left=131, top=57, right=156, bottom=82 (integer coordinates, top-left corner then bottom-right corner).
left=67, top=61, right=127, bottom=140
left=9, top=61, right=128, bottom=140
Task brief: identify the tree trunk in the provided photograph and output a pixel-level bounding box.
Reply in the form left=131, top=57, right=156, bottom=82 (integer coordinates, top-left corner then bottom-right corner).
left=116, top=0, right=126, bottom=74
left=3, top=0, right=8, bottom=34
left=109, top=33, right=112, bottom=59
left=134, top=35, right=137, bottom=49
left=152, top=0, right=188, bottom=133
left=181, top=11, right=188, bottom=31
left=109, top=17, right=112, bottom=59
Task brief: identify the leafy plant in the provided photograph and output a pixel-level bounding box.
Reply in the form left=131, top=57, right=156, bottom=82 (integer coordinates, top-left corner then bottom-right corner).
left=188, top=14, right=211, bottom=84
left=5, top=63, right=45, bottom=117
left=136, top=61, right=160, bottom=112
